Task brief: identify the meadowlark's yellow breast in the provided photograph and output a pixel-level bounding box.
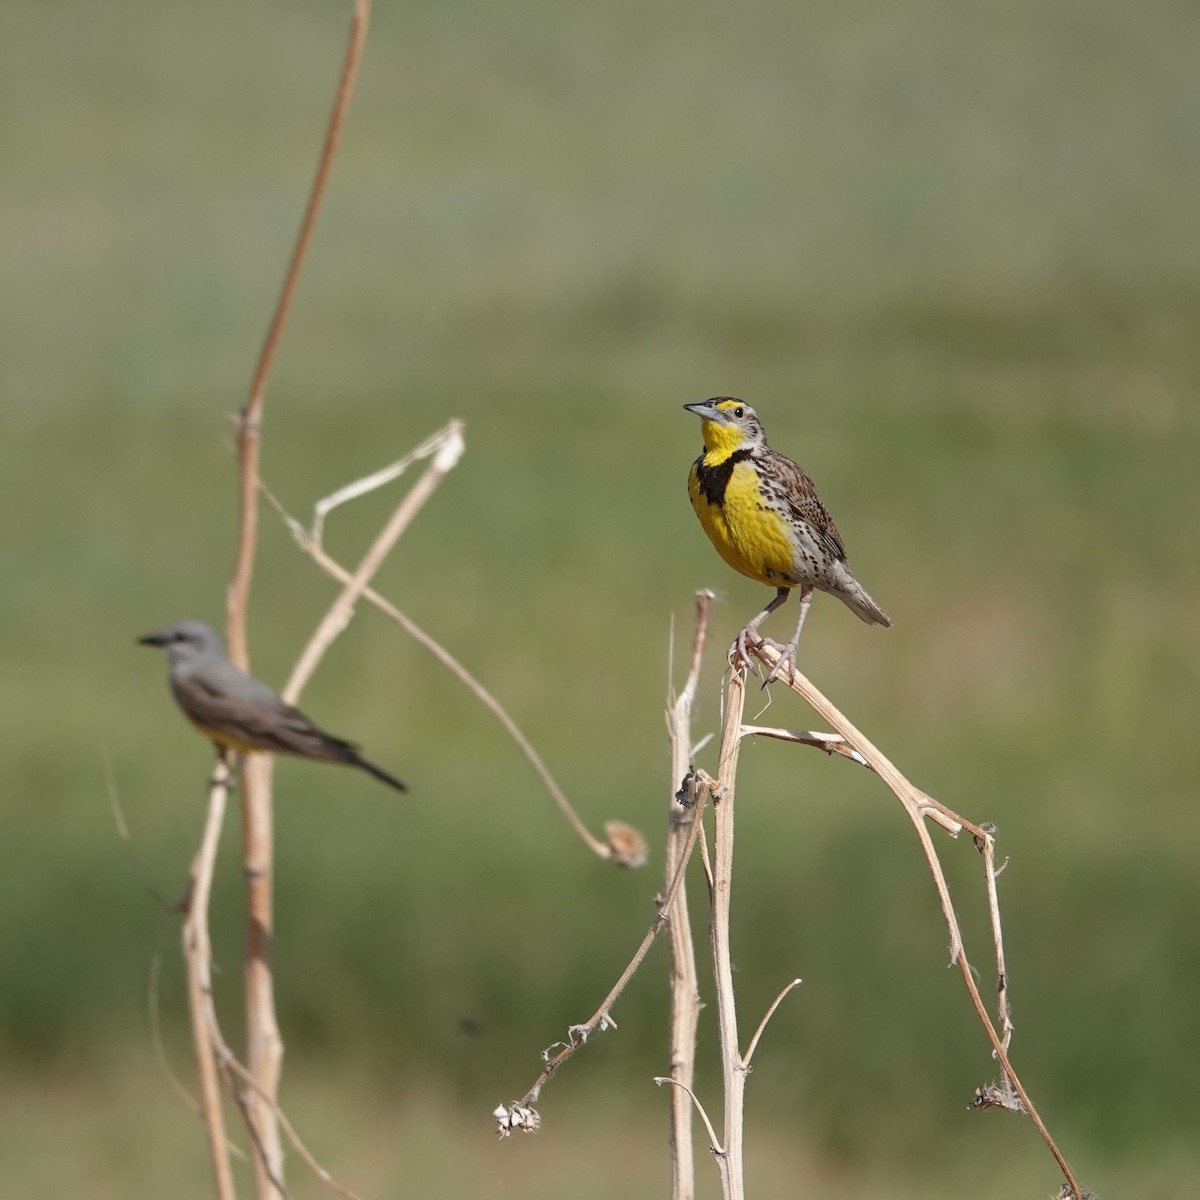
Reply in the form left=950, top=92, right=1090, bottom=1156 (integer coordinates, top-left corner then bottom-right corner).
left=689, top=453, right=798, bottom=587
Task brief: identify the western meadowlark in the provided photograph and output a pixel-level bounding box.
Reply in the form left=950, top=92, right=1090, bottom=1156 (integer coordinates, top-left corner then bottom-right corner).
left=684, top=397, right=891, bottom=682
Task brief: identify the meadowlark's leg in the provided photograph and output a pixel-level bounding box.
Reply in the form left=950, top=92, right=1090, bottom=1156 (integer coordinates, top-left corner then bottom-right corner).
left=732, top=587, right=791, bottom=671
left=762, top=585, right=813, bottom=685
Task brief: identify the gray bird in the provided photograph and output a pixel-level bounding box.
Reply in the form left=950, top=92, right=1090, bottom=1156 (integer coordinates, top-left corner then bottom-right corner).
left=139, top=619, right=407, bottom=792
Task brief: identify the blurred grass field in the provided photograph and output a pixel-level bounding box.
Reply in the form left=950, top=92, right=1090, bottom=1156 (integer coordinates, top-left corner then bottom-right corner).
left=3, top=0, right=1199, bottom=1195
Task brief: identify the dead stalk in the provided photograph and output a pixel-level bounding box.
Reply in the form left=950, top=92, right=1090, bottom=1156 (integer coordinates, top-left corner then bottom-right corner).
left=663, top=590, right=713, bottom=1200
left=282, top=422, right=465, bottom=703
left=181, top=755, right=238, bottom=1200
left=499, top=773, right=712, bottom=1125
left=188, top=4, right=374, bottom=1195
left=708, top=666, right=749, bottom=1200
left=748, top=640, right=1085, bottom=1200
left=742, top=978, right=803, bottom=1070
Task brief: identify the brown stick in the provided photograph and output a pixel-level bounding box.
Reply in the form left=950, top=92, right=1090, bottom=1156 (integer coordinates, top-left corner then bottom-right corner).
left=663, top=592, right=713, bottom=1200
left=708, top=668, right=749, bottom=1200
left=228, top=0, right=371, bottom=657
left=181, top=755, right=238, bottom=1200
left=220, top=6, right=373, bottom=1194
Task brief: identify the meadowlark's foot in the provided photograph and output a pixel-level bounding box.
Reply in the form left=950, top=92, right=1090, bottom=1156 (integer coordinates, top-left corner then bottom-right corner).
left=760, top=638, right=798, bottom=686
left=730, top=626, right=769, bottom=673
left=730, top=628, right=753, bottom=672
left=760, top=585, right=812, bottom=687
left=729, top=629, right=792, bottom=680
left=730, top=586, right=792, bottom=674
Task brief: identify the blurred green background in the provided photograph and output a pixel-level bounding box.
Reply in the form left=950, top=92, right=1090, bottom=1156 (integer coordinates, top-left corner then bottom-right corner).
left=3, top=0, right=1198, bottom=1195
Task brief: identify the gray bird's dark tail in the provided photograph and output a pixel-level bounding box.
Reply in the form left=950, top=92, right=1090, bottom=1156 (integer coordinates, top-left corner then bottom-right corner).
left=351, top=753, right=408, bottom=793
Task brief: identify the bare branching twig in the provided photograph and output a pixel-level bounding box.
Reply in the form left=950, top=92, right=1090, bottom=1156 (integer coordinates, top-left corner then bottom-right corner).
left=262, top=438, right=641, bottom=865
left=497, top=772, right=713, bottom=1130
left=653, top=1077, right=722, bottom=1157
left=747, top=639, right=1086, bottom=1200
left=282, top=424, right=465, bottom=703
left=206, top=1019, right=367, bottom=1200
left=742, top=978, right=803, bottom=1070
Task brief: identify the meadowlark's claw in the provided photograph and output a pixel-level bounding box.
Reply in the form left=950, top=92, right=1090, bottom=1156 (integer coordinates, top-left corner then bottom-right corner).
left=760, top=641, right=798, bottom=687
left=730, top=627, right=762, bottom=674
left=729, top=628, right=796, bottom=684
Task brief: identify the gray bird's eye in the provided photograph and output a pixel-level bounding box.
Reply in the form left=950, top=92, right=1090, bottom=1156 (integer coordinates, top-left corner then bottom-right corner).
left=733, top=406, right=744, bottom=418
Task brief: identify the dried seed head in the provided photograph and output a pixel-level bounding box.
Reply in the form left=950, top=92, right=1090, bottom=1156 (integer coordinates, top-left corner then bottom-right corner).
left=968, top=1080, right=1025, bottom=1112
left=493, top=1101, right=542, bottom=1138
left=605, top=820, right=648, bottom=869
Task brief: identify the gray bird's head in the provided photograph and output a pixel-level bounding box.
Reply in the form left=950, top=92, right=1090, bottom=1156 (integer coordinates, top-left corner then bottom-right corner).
left=138, top=619, right=227, bottom=668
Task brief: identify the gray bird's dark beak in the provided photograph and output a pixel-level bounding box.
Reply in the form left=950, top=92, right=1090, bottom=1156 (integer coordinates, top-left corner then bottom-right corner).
left=137, top=632, right=168, bottom=647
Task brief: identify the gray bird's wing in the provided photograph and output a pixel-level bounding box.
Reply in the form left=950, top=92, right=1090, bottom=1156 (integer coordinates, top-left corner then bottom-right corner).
left=171, top=664, right=353, bottom=761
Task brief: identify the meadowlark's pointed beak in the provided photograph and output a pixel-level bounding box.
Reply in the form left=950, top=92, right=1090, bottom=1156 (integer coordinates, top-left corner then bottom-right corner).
left=683, top=400, right=722, bottom=420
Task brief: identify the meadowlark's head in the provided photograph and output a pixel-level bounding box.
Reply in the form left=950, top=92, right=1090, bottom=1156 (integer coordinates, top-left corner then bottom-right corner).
left=683, top=397, right=767, bottom=457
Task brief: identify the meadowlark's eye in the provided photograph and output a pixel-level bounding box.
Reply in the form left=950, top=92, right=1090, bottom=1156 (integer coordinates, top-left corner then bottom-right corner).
left=733, top=406, right=744, bottom=418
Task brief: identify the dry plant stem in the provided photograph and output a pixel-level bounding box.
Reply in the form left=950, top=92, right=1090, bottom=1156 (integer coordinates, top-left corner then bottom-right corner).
left=182, top=755, right=238, bottom=1200
left=663, top=591, right=713, bottom=1200
left=265, top=486, right=612, bottom=862
left=149, top=956, right=251, bottom=1164
left=741, top=978, right=803, bottom=1069
left=282, top=422, right=465, bottom=702
left=228, top=0, right=372, bottom=660
left=180, top=781, right=331, bottom=1200
left=750, top=641, right=1084, bottom=1200
left=308, top=424, right=460, bottom=545
left=513, top=780, right=712, bottom=1109
left=709, top=668, right=750, bottom=1200
left=739, top=724, right=869, bottom=768
left=218, top=8, right=372, bottom=1195
left=207, top=1020, right=366, bottom=1200
left=233, top=410, right=460, bottom=1200
left=654, top=1078, right=722, bottom=1156
left=982, top=835, right=1014, bottom=1052
left=238, top=752, right=282, bottom=1197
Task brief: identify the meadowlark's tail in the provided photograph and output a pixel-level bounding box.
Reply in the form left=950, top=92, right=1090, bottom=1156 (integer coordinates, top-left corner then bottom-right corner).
left=832, top=571, right=892, bottom=628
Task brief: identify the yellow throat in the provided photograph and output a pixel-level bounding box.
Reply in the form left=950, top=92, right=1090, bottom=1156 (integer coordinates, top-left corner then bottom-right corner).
left=697, top=409, right=752, bottom=463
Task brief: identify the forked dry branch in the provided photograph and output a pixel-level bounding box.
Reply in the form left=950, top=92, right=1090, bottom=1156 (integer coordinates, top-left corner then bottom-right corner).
left=494, top=769, right=712, bottom=1135
left=496, top=596, right=1089, bottom=1200
left=747, top=638, right=1087, bottom=1200
left=186, top=4, right=374, bottom=1196
left=262, top=442, right=645, bottom=868
left=180, top=421, right=461, bottom=1200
